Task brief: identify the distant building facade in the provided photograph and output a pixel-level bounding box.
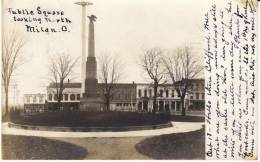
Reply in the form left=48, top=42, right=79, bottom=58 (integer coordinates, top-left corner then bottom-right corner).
left=46, top=83, right=81, bottom=111
left=24, top=79, right=204, bottom=113
left=24, top=93, right=46, bottom=113
left=40, top=79, right=204, bottom=112
left=136, top=79, right=205, bottom=112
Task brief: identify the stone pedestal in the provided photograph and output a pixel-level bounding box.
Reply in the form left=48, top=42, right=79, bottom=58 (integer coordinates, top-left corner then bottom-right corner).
left=80, top=77, right=101, bottom=111
left=80, top=97, right=101, bottom=111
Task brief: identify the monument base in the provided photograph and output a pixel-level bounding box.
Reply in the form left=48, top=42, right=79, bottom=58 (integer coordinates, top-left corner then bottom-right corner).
left=80, top=97, right=102, bottom=111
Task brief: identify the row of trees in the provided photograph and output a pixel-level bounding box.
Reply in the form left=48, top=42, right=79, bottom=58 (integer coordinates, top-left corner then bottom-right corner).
left=2, top=31, right=202, bottom=117
left=91, top=46, right=203, bottom=116
left=141, top=47, right=203, bottom=116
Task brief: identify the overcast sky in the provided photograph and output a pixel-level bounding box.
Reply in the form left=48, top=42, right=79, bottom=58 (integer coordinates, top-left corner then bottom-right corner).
left=3, top=0, right=228, bottom=104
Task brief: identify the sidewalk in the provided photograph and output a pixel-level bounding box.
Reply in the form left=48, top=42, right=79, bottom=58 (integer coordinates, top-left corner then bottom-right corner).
left=2, top=122, right=204, bottom=138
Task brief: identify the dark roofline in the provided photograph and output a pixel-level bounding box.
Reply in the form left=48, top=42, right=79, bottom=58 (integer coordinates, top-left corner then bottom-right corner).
left=48, top=82, right=82, bottom=88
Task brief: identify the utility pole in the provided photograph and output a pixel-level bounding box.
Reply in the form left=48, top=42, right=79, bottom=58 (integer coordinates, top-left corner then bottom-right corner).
left=75, top=1, right=93, bottom=95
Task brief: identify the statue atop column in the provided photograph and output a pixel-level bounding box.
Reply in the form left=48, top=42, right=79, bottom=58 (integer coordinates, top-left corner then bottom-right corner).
left=88, top=15, right=97, bottom=22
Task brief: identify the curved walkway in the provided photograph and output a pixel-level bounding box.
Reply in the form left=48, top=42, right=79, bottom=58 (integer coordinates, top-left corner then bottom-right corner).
left=2, top=122, right=204, bottom=138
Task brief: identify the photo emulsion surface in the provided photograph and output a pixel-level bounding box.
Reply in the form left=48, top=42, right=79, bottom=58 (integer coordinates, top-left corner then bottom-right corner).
left=1, top=0, right=257, bottom=160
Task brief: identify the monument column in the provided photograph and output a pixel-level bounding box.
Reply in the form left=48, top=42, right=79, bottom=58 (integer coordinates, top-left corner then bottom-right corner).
left=80, top=14, right=101, bottom=111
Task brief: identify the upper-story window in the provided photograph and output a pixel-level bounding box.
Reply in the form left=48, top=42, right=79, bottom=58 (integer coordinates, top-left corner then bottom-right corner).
left=196, top=84, right=199, bottom=90
left=77, top=94, right=80, bottom=100
left=144, top=89, right=147, bottom=97
left=39, top=96, right=43, bottom=103
left=177, top=91, right=181, bottom=97
left=190, top=84, right=194, bottom=90
left=138, top=89, right=142, bottom=97
left=196, top=93, right=199, bottom=99
left=171, top=90, right=174, bottom=97
left=159, top=90, right=163, bottom=97
left=190, top=93, right=194, bottom=100
left=33, top=96, right=37, bottom=103
left=166, top=90, right=169, bottom=98
left=54, top=94, right=58, bottom=101
left=64, top=94, right=68, bottom=101
left=48, top=94, right=52, bottom=101
left=70, top=94, right=75, bottom=101
left=149, top=89, right=152, bottom=97
left=26, top=96, right=30, bottom=103
left=202, top=93, right=205, bottom=99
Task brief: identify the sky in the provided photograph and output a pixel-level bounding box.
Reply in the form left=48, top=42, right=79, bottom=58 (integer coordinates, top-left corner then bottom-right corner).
left=2, top=0, right=226, bottom=104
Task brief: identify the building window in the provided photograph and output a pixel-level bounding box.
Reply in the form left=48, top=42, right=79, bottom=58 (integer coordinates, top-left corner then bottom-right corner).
left=138, top=89, right=142, bottom=97
left=171, top=90, right=174, bottom=97
left=196, top=93, right=199, bottom=99
left=70, top=94, right=75, bottom=101
left=166, top=90, right=169, bottom=98
left=48, top=94, right=52, bottom=101
left=190, top=95, right=194, bottom=100
left=26, top=96, right=30, bottom=103
left=39, top=96, right=43, bottom=103
left=149, top=89, right=152, bottom=97
left=196, top=84, right=199, bottom=90
left=144, top=89, right=147, bottom=97
left=177, top=91, right=181, bottom=97
left=190, top=84, right=194, bottom=90
left=159, top=90, right=163, bottom=97
left=111, top=94, right=114, bottom=100
left=202, top=93, right=205, bottom=99
left=33, top=96, right=37, bottom=103
left=77, top=94, right=80, bottom=100
left=64, top=94, right=68, bottom=101
left=54, top=94, right=58, bottom=101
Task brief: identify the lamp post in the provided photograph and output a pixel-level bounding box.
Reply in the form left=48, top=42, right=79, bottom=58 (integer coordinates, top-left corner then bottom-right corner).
left=74, top=1, right=93, bottom=95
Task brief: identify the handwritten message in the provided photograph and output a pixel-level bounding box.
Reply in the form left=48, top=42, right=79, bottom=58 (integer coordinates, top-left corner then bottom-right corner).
left=7, top=6, right=72, bottom=33
left=204, top=0, right=257, bottom=160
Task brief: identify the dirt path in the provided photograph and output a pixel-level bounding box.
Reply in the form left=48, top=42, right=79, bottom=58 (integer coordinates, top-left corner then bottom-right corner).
left=52, top=137, right=151, bottom=160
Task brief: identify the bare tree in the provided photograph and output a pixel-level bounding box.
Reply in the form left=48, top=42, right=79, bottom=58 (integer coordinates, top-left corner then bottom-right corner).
left=98, top=53, right=122, bottom=111
left=163, top=46, right=203, bottom=116
left=2, top=31, right=26, bottom=117
left=48, top=53, right=79, bottom=110
left=140, top=47, right=166, bottom=114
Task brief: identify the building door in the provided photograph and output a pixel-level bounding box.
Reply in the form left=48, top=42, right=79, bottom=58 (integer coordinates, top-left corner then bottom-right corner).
left=138, top=102, right=142, bottom=111
left=176, top=101, right=181, bottom=111
left=159, top=101, right=164, bottom=112
left=143, top=100, right=148, bottom=111
left=165, top=102, right=170, bottom=113
left=171, top=101, right=175, bottom=111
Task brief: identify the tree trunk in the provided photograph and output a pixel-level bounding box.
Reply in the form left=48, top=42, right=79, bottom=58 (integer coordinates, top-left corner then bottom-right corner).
left=152, top=83, right=158, bottom=114
left=5, top=88, right=9, bottom=119
left=181, top=97, right=186, bottom=116
left=105, top=95, right=110, bottom=111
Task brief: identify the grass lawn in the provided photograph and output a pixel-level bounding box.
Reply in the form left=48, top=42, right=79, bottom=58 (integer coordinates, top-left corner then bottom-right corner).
left=135, top=126, right=205, bottom=159
left=170, top=115, right=204, bottom=122
left=10, top=111, right=170, bottom=127
left=2, top=135, right=87, bottom=160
